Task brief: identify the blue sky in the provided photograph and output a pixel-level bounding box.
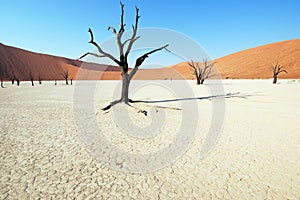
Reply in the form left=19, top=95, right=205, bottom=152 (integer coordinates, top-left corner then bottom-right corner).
left=1, top=0, right=299, bottom=65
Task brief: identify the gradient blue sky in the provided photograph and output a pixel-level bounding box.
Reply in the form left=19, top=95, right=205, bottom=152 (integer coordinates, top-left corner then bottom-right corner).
left=1, top=0, right=299, bottom=64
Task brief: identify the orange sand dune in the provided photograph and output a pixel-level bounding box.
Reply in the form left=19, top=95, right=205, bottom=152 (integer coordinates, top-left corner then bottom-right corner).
left=0, top=43, right=119, bottom=81
left=170, top=38, right=300, bottom=79
left=1, top=38, right=299, bottom=81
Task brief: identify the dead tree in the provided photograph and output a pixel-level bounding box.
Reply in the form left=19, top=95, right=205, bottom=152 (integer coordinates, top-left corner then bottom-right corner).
left=271, top=62, right=287, bottom=84
left=38, top=75, right=42, bottom=84
left=62, top=70, right=69, bottom=85
left=29, top=71, right=34, bottom=86
left=16, top=78, right=20, bottom=86
left=70, top=78, right=73, bottom=85
left=79, top=2, right=168, bottom=109
left=11, top=71, right=15, bottom=85
left=1, top=79, right=3, bottom=88
left=188, top=59, right=215, bottom=85
left=55, top=80, right=57, bottom=85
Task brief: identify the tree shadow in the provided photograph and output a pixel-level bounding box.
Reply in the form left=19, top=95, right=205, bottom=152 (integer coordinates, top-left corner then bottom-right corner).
left=130, top=92, right=257, bottom=104
left=102, top=92, right=260, bottom=112
left=279, top=80, right=300, bottom=84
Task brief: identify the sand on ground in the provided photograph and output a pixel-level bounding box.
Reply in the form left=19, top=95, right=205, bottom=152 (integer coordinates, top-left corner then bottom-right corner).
left=0, top=79, right=299, bottom=199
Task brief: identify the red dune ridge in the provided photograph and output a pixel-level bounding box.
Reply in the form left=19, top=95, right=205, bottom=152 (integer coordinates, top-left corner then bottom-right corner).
left=0, top=38, right=299, bottom=81
left=170, top=38, right=300, bottom=79
left=0, top=43, right=120, bottom=81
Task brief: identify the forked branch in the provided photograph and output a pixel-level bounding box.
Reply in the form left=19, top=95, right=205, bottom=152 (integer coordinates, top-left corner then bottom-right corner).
left=188, top=59, right=215, bottom=84
left=271, top=61, right=288, bottom=84
left=125, top=6, right=140, bottom=57
left=79, top=28, right=121, bottom=66
left=277, top=69, right=288, bottom=74
left=271, top=62, right=288, bottom=75
left=188, top=60, right=199, bottom=76
left=128, top=44, right=169, bottom=80
left=119, top=1, right=125, bottom=33
left=202, top=59, right=215, bottom=79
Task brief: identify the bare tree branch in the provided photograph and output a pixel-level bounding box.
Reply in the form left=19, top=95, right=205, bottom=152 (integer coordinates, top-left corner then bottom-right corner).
left=108, top=26, right=117, bottom=34
left=78, top=52, right=105, bottom=60
left=188, top=60, right=199, bottom=76
left=188, top=60, right=196, bottom=69
left=277, top=69, right=288, bottom=74
left=272, top=61, right=281, bottom=73
left=123, top=36, right=141, bottom=48
left=61, top=70, right=68, bottom=78
left=128, top=44, right=169, bottom=80
left=115, top=2, right=126, bottom=58
left=119, top=1, right=125, bottom=34
left=204, top=63, right=214, bottom=79
left=125, top=6, right=140, bottom=58
left=62, top=69, right=69, bottom=85
left=202, top=59, right=215, bottom=79
left=86, top=28, right=121, bottom=66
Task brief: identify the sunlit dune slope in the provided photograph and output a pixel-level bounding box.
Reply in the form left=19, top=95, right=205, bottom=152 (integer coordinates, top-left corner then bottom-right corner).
left=169, top=38, right=300, bottom=79
left=1, top=38, right=299, bottom=80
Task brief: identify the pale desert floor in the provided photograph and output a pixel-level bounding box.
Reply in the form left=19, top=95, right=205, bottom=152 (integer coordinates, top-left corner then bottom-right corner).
left=0, top=79, right=299, bottom=199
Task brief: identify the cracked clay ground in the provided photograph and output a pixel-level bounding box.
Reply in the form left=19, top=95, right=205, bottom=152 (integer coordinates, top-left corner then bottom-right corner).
left=1, top=80, right=300, bottom=199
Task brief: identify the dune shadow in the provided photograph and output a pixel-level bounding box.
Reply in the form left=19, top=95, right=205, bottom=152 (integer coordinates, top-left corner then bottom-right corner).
left=130, top=92, right=257, bottom=104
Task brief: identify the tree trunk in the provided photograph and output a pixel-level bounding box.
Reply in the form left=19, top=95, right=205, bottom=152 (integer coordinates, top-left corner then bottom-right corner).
left=200, top=79, right=205, bottom=84
left=65, top=78, right=68, bottom=85
left=120, top=73, right=130, bottom=104
left=196, top=77, right=200, bottom=85
left=31, top=79, right=34, bottom=86
left=273, top=75, right=277, bottom=84
left=1, top=79, right=4, bottom=88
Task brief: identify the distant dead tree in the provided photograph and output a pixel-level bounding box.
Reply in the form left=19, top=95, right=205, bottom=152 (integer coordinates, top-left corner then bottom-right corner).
left=62, top=70, right=69, bottom=85
left=38, top=75, right=42, bottom=84
left=188, top=59, right=215, bottom=85
left=11, top=71, right=16, bottom=85
left=1, top=79, right=3, bottom=88
left=79, top=2, right=168, bottom=110
left=16, top=78, right=20, bottom=86
left=29, top=71, right=34, bottom=86
left=271, top=62, right=287, bottom=84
